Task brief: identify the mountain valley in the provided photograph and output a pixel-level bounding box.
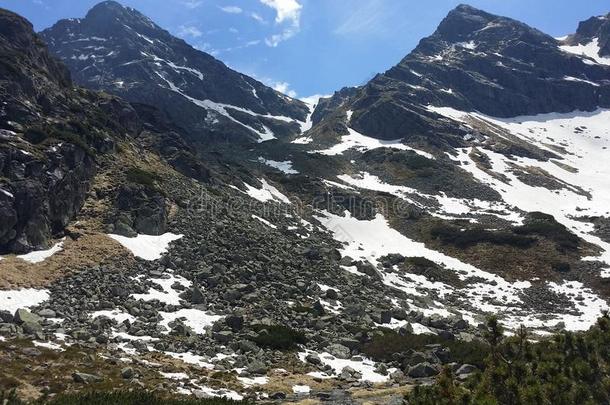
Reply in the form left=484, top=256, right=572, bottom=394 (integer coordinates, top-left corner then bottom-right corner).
left=1, top=2, right=610, bottom=403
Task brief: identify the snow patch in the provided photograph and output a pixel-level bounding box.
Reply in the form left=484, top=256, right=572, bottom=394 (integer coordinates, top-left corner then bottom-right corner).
left=33, top=340, right=64, bottom=351
left=165, top=352, right=214, bottom=369
left=159, top=308, right=223, bottom=334
left=0, top=289, right=50, bottom=313
left=314, top=127, right=434, bottom=159
left=258, top=157, right=299, bottom=174
left=292, top=384, right=311, bottom=394
left=242, top=179, right=291, bottom=204
left=16, top=239, right=64, bottom=264
left=90, top=309, right=135, bottom=324
left=429, top=106, right=610, bottom=275
left=108, top=233, right=183, bottom=261
left=252, top=215, right=278, bottom=229
left=298, top=350, right=394, bottom=383
left=160, top=372, right=190, bottom=380
left=237, top=376, right=269, bottom=387
left=132, top=272, right=191, bottom=305
left=560, top=38, right=610, bottom=65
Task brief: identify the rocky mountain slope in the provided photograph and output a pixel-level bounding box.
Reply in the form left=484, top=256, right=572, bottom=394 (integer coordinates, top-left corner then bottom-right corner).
left=561, top=11, right=610, bottom=58
left=40, top=1, right=308, bottom=144
left=289, top=5, right=610, bottom=336
left=0, top=5, right=440, bottom=402
left=1, top=2, right=610, bottom=404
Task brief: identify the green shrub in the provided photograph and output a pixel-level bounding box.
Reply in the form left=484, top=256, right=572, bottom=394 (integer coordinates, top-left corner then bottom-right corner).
left=407, top=314, right=610, bottom=404
left=430, top=224, right=536, bottom=249
left=126, top=167, right=162, bottom=188
left=292, top=304, right=315, bottom=314
left=401, top=154, right=435, bottom=170
left=0, top=389, right=24, bottom=405
left=405, top=256, right=437, bottom=268
left=514, top=214, right=579, bottom=252
left=24, top=124, right=96, bottom=157
left=551, top=261, right=571, bottom=273
left=24, top=126, right=49, bottom=144
left=51, top=129, right=95, bottom=157
left=362, top=330, right=489, bottom=369
left=252, top=325, right=306, bottom=350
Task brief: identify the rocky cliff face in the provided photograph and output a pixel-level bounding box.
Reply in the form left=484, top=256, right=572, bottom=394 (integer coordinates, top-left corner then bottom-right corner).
left=318, top=5, right=610, bottom=143
left=0, top=7, right=195, bottom=252
left=40, top=1, right=309, bottom=144
left=0, top=8, right=107, bottom=253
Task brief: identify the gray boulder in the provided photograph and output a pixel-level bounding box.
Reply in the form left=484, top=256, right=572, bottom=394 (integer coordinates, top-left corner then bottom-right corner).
left=408, top=362, right=439, bottom=378
left=191, top=286, right=206, bottom=304
left=327, top=343, right=351, bottom=359
left=306, top=353, right=322, bottom=365
left=248, top=360, right=267, bottom=375
left=14, top=309, right=42, bottom=325
left=72, top=372, right=103, bottom=384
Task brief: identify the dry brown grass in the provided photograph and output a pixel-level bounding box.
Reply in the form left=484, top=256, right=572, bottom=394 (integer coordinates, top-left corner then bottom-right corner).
left=0, top=233, right=134, bottom=289
left=349, top=385, right=413, bottom=405
left=264, top=371, right=336, bottom=395
left=0, top=140, right=185, bottom=290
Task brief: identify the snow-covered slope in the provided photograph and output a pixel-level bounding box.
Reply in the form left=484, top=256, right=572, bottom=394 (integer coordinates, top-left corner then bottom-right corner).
left=282, top=6, right=610, bottom=334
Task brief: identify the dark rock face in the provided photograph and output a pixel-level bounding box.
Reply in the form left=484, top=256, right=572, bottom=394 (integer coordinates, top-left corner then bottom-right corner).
left=311, top=87, right=359, bottom=125
left=112, top=184, right=167, bottom=236
left=0, top=7, right=182, bottom=253
left=565, top=13, right=610, bottom=57
left=0, top=144, right=95, bottom=252
left=315, top=5, right=610, bottom=143
left=40, top=1, right=309, bottom=144
left=0, top=8, right=101, bottom=252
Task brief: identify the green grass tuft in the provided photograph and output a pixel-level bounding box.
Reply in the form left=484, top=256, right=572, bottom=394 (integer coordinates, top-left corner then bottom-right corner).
left=430, top=224, right=536, bottom=249
left=125, top=167, right=162, bottom=189
left=252, top=324, right=306, bottom=350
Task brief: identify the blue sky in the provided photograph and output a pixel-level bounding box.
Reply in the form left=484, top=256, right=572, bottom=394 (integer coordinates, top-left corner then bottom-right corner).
left=1, top=0, right=608, bottom=99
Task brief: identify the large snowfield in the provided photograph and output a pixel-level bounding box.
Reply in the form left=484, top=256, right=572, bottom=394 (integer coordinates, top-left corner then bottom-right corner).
left=311, top=107, right=610, bottom=332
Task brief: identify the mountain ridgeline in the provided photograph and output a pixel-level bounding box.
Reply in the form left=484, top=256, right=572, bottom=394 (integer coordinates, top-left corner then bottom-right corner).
left=314, top=5, right=610, bottom=146
left=40, top=0, right=309, bottom=144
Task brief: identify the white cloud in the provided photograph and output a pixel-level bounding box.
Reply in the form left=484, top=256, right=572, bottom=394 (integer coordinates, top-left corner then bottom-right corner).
left=195, top=42, right=219, bottom=56
left=217, top=40, right=261, bottom=54
left=220, top=6, right=243, bottom=14
left=251, top=12, right=266, bottom=23
left=259, top=0, right=302, bottom=47
left=181, top=0, right=203, bottom=9
left=260, top=0, right=301, bottom=24
left=300, top=94, right=331, bottom=106
left=229, top=27, right=239, bottom=34
left=333, top=0, right=402, bottom=37
left=271, top=81, right=297, bottom=98
left=177, top=25, right=203, bottom=39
